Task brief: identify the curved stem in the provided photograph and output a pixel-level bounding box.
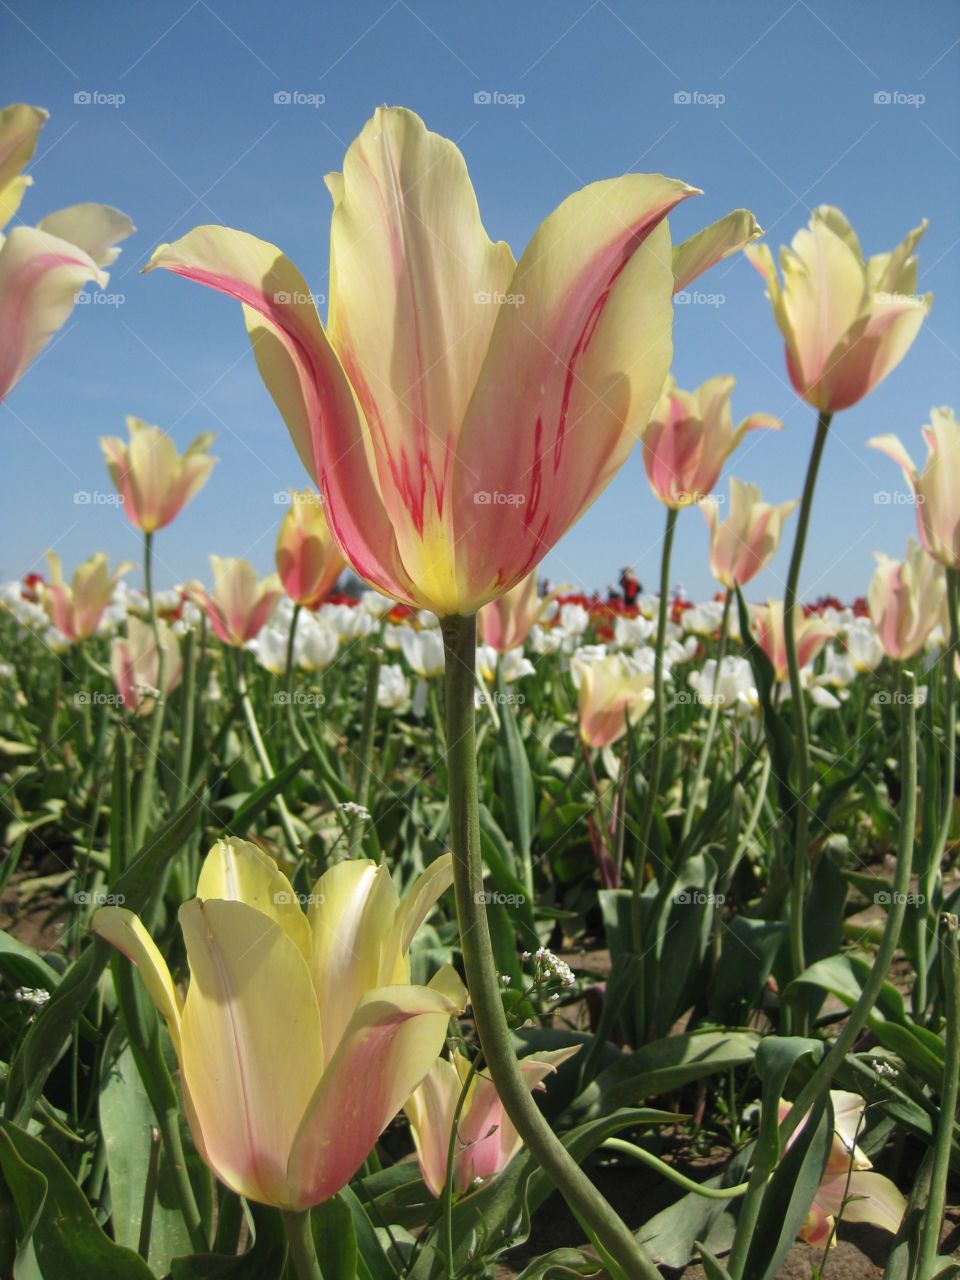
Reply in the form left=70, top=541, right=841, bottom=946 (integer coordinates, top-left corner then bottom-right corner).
left=133, top=530, right=167, bottom=847
left=600, top=1137, right=750, bottom=1199
left=440, top=615, right=660, bottom=1280
left=282, top=1208, right=324, bottom=1280
left=784, top=411, right=832, bottom=999
left=682, top=586, right=733, bottom=839
left=441, top=1054, right=482, bottom=1277
left=234, top=648, right=300, bottom=857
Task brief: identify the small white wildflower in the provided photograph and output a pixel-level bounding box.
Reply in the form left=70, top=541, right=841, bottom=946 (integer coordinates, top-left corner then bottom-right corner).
left=14, top=987, right=50, bottom=1008
left=338, top=802, right=371, bottom=823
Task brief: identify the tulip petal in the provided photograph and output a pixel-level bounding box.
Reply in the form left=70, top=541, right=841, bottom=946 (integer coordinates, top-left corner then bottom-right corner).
left=146, top=226, right=415, bottom=603
left=395, top=853, right=454, bottom=957
left=672, top=208, right=761, bottom=293
left=867, top=432, right=918, bottom=487
left=836, top=1171, right=906, bottom=1233
left=403, top=1054, right=462, bottom=1197
left=196, top=837, right=312, bottom=963
left=324, top=106, right=517, bottom=603
left=450, top=175, right=696, bottom=608
left=0, top=225, right=109, bottom=400
left=37, top=203, right=134, bottom=268
left=287, top=965, right=467, bottom=1209
left=178, top=898, right=324, bottom=1208
left=91, top=906, right=183, bottom=1056
left=0, top=103, right=47, bottom=229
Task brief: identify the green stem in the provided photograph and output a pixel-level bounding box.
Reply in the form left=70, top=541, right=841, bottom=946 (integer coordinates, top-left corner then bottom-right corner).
left=174, top=627, right=197, bottom=810
left=157, top=1102, right=207, bottom=1251
left=282, top=1208, right=324, bottom=1280
left=600, top=1137, right=750, bottom=1199
left=234, top=649, right=300, bottom=857
left=137, top=1128, right=161, bottom=1259
left=440, top=614, right=660, bottom=1280
left=633, top=504, right=679, bottom=945
left=133, top=530, right=168, bottom=848
left=349, top=647, right=381, bottom=857
left=284, top=603, right=308, bottom=751
left=917, top=913, right=960, bottom=1274
left=784, top=410, right=832, bottom=1001
left=441, top=1054, right=482, bottom=1277
left=682, top=585, right=733, bottom=839
left=728, top=663, right=917, bottom=1278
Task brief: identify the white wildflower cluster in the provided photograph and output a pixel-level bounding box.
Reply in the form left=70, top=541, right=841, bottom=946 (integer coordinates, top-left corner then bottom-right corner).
left=521, top=946, right=577, bottom=1000
left=14, top=987, right=50, bottom=1009
left=338, top=801, right=371, bottom=823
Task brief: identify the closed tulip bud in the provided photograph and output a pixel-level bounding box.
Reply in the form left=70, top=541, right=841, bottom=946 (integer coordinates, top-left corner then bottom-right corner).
left=869, top=407, right=960, bottom=568
left=191, top=556, right=281, bottom=647
left=100, top=417, right=216, bottom=533
left=752, top=600, right=834, bottom=682
left=746, top=207, right=931, bottom=413
left=572, top=653, right=654, bottom=748
left=274, top=490, right=345, bottom=608
left=642, top=375, right=779, bottom=509
left=405, top=1045, right=579, bottom=1197
left=39, top=550, right=133, bottom=642
left=868, top=538, right=944, bottom=661
left=0, top=102, right=134, bottom=402
left=478, top=570, right=546, bottom=652
left=110, top=617, right=183, bottom=713
left=92, top=839, right=466, bottom=1210
left=702, top=478, right=798, bottom=588
left=147, top=106, right=761, bottom=616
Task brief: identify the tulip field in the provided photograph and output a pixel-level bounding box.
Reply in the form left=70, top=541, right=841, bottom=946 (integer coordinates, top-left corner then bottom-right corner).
left=2, top=79, right=960, bottom=1280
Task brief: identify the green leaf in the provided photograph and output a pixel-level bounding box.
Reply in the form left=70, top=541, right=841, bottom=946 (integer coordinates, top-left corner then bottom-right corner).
left=0, top=1119, right=154, bottom=1280
left=227, top=749, right=310, bottom=837
left=169, top=1202, right=286, bottom=1278
left=514, top=1249, right=602, bottom=1278
left=494, top=664, right=535, bottom=878
left=709, top=919, right=786, bottom=1024
left=312, top=1195, right=358, bottom=1280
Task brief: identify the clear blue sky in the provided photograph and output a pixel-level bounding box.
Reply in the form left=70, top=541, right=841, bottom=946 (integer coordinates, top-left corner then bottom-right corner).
left=3, top=0, right=958, bottom=604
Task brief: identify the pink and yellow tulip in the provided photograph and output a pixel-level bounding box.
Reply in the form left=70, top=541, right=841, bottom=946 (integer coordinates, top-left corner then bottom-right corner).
left=641, top=375, right=779, bottom=509
left=746, top=207, right=931, bottom=413
left=779, top=1092, right=905, bottom=1246
left=868, top=538, right=945, bottom=661
left=39, top=550, right=133, bottom=642
left=752, top=600, right=833, bottom=682
left=275, top=490, right=345, bottom=609
left=191, top=556, right=281, bottom=647
left=92, top=839, right=466, bottom=1210
left=0, top=103, right=134, bottom=402
left=100, top=416, right=216, bottom=533
left=478, top=570, right=546, bottom=652
left=146, top=106, right=760, bottom=616
left=702, top=478, right=798, bottom=588
left=572, top=654, right=654, bottom=748
left=869, top=407, right=960, bottom=568
left=405, top=1045, right=579, bottom=1196
left=110, top=617, right=183, bottom=713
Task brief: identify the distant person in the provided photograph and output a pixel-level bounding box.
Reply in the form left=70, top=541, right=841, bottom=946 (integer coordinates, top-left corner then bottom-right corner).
left=619, top=568, right=641, bottom=607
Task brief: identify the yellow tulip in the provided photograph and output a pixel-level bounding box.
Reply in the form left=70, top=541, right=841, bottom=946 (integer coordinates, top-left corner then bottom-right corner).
left=39, top=550, right=133, bottom=642
left=92, top=839, right=466, bottom=1210
left=100, top=416, right=216, bottom=533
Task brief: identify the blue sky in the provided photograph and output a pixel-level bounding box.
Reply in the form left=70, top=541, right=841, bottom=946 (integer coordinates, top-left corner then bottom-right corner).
left=3, top=0, right=958, bottom=603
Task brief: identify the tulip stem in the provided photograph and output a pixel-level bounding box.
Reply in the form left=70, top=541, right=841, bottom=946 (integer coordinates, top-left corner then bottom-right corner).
left=441, top=614, right=661, bottom=1280
left=783, top=410, right=832, bottom=1013
left=134, top=530, right=168, bottom=848
left=233, top=649, right=300, bottom=858
left=441, top=1054, right=483, bottom=1276
left=918, top=912, right=960, bottom=1273
left=349, top=647, right=381, bottom=857
left=282, top=1208, right=324, bottom=1280
left=284, top=603, right=308, bottom=751
left=600, top=1137, right=750, bottom=1199
left=682, top=585, right=733, bottom=839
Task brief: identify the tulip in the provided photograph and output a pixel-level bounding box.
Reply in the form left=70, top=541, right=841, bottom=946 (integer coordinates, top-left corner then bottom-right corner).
left=745, top=207, right=931, bottom=413
left=572, top=653, right=654, bottom=748
left=752, top=600, right=834, bottom=682
left=869, top=538, right=945, bottom=661
left=100, top=416, right=216, bottom=533
left=0, top=102, right=134, bottom=402
left=405, top=1045, right=579, bottom=1196
left=110, top=617, right=182, bottom=713
left=275, top=490, right=345, bottom=608
left=92, top=838, right=466, bottom=1210
left=702, top=478, right=798, bottom=588
left=478, top=570, right=545, bottom=652
left=40, top=550, right=133, bottom=642
left=869, top=407, right=960, bottom=568
left=191, top=556, right=281, bottom=647
left=641, top=376, right=780, bottom=509
left=146, top=105, right=760, bottom=616
left=779, top=1091, right=905, bottom=1246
